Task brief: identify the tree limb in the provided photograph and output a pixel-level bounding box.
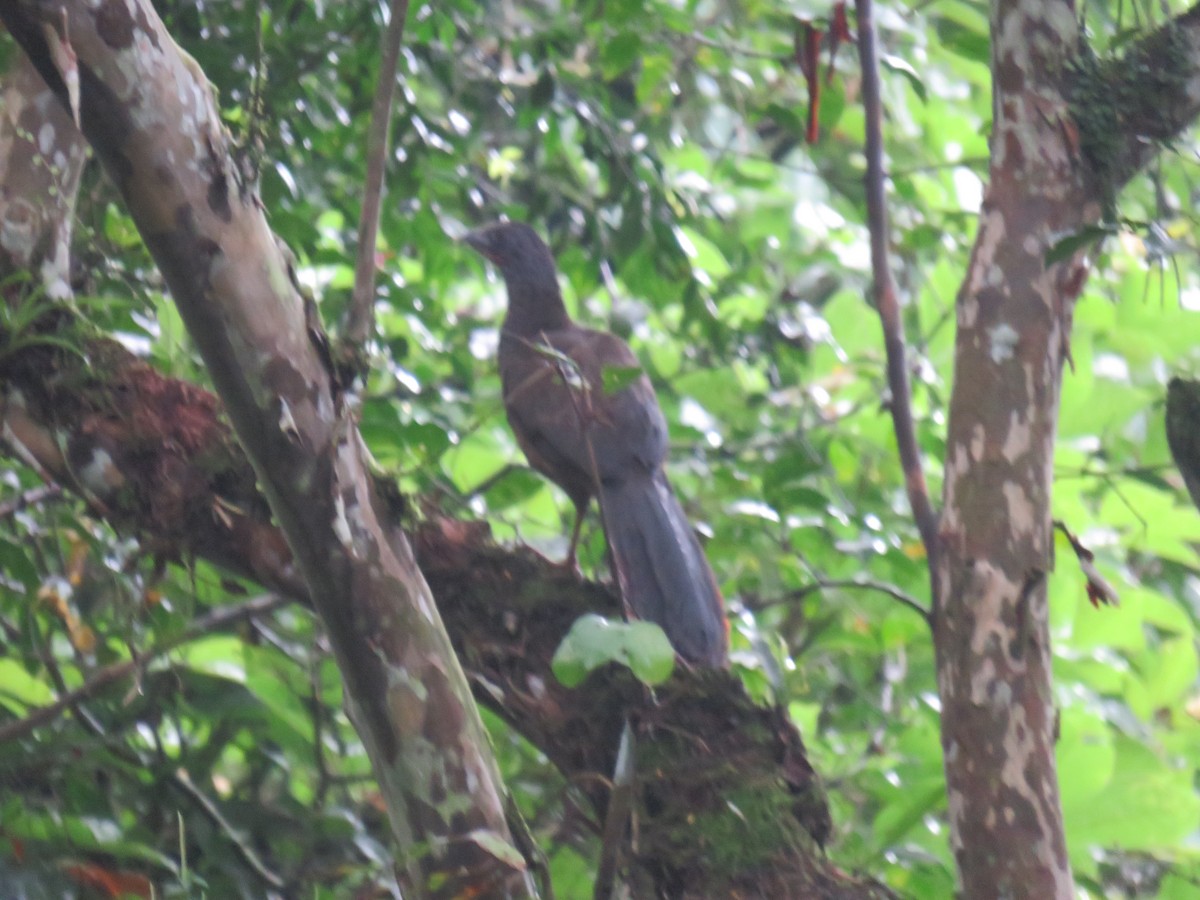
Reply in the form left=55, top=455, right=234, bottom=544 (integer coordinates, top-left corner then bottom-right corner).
left=1072, top=5, right=1200, bottom=193
left=0, top=4, right=528, bottom=894
left=344, top=0, right=412, bottom=356
left=0, top=17, right=893, bottom=896
left=787, top=577, right=931, bottom=623
left=854, top=0, right=940, bottom=583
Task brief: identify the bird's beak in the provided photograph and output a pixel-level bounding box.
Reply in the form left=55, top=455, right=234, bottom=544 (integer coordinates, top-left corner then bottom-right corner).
left=462, top=229, right=496, bottom=261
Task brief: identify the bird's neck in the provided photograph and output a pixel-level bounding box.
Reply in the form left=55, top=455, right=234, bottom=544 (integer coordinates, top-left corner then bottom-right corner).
left=502, top=273, right=572, bottom=336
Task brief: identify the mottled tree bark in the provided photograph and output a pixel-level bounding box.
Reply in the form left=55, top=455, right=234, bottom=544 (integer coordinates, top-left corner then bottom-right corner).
left=0, top=55, right=87, bottom=297
left=0, top=3, right=531, bottom=896
left=9, top=0, right=1200, bottom=896
left=935, top=3, right=1085, bottom=896
left=935, top=2, right=1200, bottom=896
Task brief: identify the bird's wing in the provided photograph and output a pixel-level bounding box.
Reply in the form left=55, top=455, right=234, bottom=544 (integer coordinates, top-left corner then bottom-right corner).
left=500, top=326, right=668, bottom=490
left=566, top=328, right=669, bottom=478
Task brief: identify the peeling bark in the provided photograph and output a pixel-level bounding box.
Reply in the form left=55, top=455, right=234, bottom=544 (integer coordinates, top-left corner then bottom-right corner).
left=0, top=3, right=529, bottom=895
left=934, top=2, right=1086, bottom=896
left=0, top=55, right=87, bottom=295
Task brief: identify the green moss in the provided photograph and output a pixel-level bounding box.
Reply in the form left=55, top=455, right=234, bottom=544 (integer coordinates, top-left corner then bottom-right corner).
left=1066, top=23, right=1192, bottom=212
left=691, top=782, right=816, bottom=877
left=636, top=717, right=821, bottom=885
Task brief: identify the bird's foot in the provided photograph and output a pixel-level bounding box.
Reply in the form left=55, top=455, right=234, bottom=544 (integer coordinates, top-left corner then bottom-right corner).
left=553, top=552, right=583, bottom=579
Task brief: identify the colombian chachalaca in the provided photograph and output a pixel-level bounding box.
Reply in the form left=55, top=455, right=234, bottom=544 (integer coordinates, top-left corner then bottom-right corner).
left=464, top=222, right=729, bottom=667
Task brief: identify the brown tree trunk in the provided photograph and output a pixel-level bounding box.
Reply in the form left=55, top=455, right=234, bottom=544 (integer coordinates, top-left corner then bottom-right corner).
left=0, top=3, right=531, bottom=896
left=934, top=2, right=1200, bottom=896
left=934, top=3, right=1084, bottom=895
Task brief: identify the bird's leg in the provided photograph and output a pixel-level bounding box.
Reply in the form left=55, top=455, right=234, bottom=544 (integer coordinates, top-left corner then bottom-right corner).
left=561, top=501, right=587, bottom=572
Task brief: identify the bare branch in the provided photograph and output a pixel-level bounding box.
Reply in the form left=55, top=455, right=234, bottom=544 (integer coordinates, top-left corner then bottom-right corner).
left=788, top=577, right=931, bottom=623
left=344, top=0, right=412, bottom=357
left=854, top=0, right=940, bottom=579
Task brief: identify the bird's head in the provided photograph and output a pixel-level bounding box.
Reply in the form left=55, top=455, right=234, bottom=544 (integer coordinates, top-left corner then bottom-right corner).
left=463, top=221, right=568, bottom=330
left=463, top=221, right=554, bottom=275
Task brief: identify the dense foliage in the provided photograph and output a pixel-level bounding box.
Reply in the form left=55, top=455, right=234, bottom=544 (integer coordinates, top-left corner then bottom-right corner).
left=3, top=0, right=1200, bottom=896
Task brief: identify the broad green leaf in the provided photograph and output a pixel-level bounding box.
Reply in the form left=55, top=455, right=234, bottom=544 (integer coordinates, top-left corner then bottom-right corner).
left=882, top=54, right=926, bottom=103
left=602, top=32, right=643, bottom=79
left=872, top=777, right=946, bottom=852
left=1064, top=737, right=1200, bottom=855
left=1056, top=706, right=1115, bottom=809
left=0, top=659, right=55, bottom=712
left=444, top=429, right=511, bottom=494
left=551, top=614, right=675, bottom=687
left=176, top=635, right=247, bottom=683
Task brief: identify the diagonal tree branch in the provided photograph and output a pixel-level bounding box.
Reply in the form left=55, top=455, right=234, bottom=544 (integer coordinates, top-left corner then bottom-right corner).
left=1072, top=4, right=1200, bottom=194
left=0, top=4, right=528, bottom=895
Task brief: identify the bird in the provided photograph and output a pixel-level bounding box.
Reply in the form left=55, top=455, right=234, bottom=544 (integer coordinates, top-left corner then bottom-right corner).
left=464, top=221, right=729, bottom=667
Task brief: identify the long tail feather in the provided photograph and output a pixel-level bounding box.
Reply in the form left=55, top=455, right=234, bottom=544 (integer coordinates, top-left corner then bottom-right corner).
left=598, top=472, right=728, bottom=666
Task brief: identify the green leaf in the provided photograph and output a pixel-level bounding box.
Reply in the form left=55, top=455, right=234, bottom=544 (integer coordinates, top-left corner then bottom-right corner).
left=882, top=54, right=926, bottom=103
left=176, top=635, right=247, bottom=682
left=1045, top=223, right=1119, bottom=265
left=0, top=535, right=39, bottom=589
left=465, top=828, right=526, bottom=869
left=551, top=614, right=675, bottom=687
left=444, top=429, right=510, bottom=493
left=602, top=32, right=643, bottom=79
left=934, top=17, right=990, bottom=65
left=483, top=467, right=547, bottom=509
left=872, top=777, right=946, bottom=851
left=674, top=226, right=731, bottom=285
left=0, top=659, right=54, bottom=712
left=1064, top=736, right=1200, bottom=856
left=1139, top=637, right=1198, bottom=711
left=1055, top=707, right=1115, bottom=809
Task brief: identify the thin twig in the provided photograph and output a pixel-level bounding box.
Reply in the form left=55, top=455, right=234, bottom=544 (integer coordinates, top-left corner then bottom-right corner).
left=21, top=592, right=288, bottom=892
left=310, top=649, right=332, bottom=807
left=855, top=0, right=940, bottom=578
left=169, top=768, right=287, bottom=890
left=343, top=0, right=412, bottom=354
left=461, top=462, right=524, bottom=500
left=784, top=576, right=930, bottom=623
left=688, top=30, right=788, bottom=61
left=0, top=593, right=290, bottom=744
left=47, top=653, right=289, bottom=892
